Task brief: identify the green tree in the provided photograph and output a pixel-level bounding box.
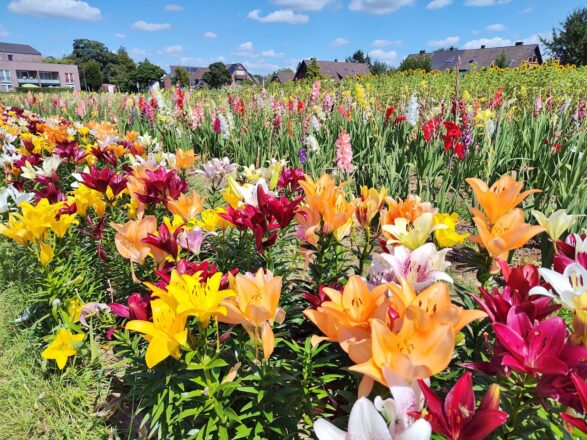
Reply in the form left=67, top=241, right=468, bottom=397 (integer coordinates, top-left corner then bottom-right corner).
left=202, top=62, right=232, bottom=88
left=370, top=60, right=389, bottom=75
left=70, top=39, right=117, bottom=81
left=398, top=54, right=432, bottom=72
left=132, top=59, right=165, bottom=91
left=82, top=60, right=103, bottom=91
left=345, top=49, right=372, bottom=66
left=543, top=7, right=587, bottom=66
left=305, top=59, right=323, bottom=80
left=171, top=67, right=190, bottom=88
left=109, top=47, right=137, bottom=92
left=494, top=50, right=510, bottom=68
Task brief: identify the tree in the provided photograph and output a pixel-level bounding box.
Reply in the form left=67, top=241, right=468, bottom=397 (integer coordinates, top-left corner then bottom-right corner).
left=346, top=49, right=372, bottom=66
left=172, top=67, right=190, bottom=87
left=109, top=47, right=136, bottom=92
left=494, top=50, right=510, bottom=68
left=398, top=55, right=432, bottom=72
left=202, top=62, right=232, bottom=88
left=133, top=59, right=165, bottom=91
left=70, top=39, right=117, bottom=81
left=370, top=60, right=389, bottom=75
left=543, top=7, right=587, bottom=66
left=305, top=59, right=323, bottom=81
left=82, top=60, right=103, bottom=91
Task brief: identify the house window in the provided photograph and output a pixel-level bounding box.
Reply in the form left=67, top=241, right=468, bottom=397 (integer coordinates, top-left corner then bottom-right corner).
left=0, top=70, right=11, bottom=92
left=7, top=55, right=13, bottom=61
left=64, top=72, right=74, bottom=83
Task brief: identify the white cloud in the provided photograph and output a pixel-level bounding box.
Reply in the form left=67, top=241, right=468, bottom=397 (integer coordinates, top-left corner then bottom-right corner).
left=165, top=3, right=183, bottom=11
left=369, top=49, right=398, bottom=64
left=331, top=37, right=349, bottom=47
left=426, top=0, right=453, bottom=9
left=129, top=48, right=150, bottom=60
left=0, top=25, right=8, bottom=37
left=115, top=33, right=126, bottom=39
left=371, top=39, right=402, bottom=48
left=238, top=42, right=254, bottom=52
left=428, top=35, right=460, bottom=48
left=522, top=6, right=533, bottom=14
left=159, top=45, right=183, bottom=56
left=464, top=0, right=510, bottom=6
left=248, top=9, right=309, bottom=24
left=271, top=0, right=331, bottom=11
left=7, top=0, right=102, bottom=21
left=204, top=31, right=218, bottom=39
left=463, top=37, right=512, bottom=49
left=261, top=50, right=285, bottom=58
left=348, top=0, right=415, bottom=14
left=242, top=60, right=281, bottom=75
left=131, top=20, right=171, bottom=31
left=486, top=23, right=505, bottom=31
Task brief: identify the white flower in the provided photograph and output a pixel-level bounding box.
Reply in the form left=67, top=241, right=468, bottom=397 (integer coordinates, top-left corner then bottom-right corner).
left=21, top=162, right=38, bottom=180
left=0, top=188, right=10, bottom=214
left=532, top=209, right=583, bottom=243
left=405, top=95, right=419, bottom=127
left=9, top=187, right=34, bottom=206
left=306, top=135, right=319, bottom=152
left=38, top=155, right=62, bottom=177
left=530, top=263, right=587, bottom=310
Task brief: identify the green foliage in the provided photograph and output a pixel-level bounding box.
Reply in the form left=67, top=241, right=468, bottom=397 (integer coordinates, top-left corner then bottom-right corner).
left=345, top=49, right=371, bottom=66
left=15, top=86, right=73, bottom=93
left=172, top=67, right=191, bottom=88
left=202, top=63, right=232, bottom=89
left=370, top=60, right=390, bottom=75
left=82, top=60, right=103, bottom=91
left=494, top=50, right=510, bottom=68
left=133, top=59, right=165, bottom=91
left=305, top=59, right=324, bottom=81
left=109, top=47, right=137, bottom=93
left=398, top=54, right=432, bottom=71
left=544, top=7, right=587, bottom=66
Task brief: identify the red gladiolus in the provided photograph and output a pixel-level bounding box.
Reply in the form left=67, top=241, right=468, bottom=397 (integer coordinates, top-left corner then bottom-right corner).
left=422, top=115, right=442, bottom=142
left=441, top=121, right=466, bottom=160
left=80, top=166, right=127, bottom=197
left=561, top=373, right=587, bottom=433
left=419, top=372, right=508, bottom=440
left=394, top=115, right=406, bottom=124
left=385, top=105, right=395, bottom=122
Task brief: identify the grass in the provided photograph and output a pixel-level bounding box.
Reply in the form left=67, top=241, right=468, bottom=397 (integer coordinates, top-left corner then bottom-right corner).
left=0, top=244, right=114, bottom=440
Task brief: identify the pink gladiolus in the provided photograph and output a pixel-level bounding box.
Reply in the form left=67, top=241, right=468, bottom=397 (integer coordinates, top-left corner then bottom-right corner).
left=335, top=130, right=355, bottom=173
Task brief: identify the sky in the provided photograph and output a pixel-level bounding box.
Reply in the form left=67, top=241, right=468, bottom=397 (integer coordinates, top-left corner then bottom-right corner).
left=0, top=0, right=584, bottom=75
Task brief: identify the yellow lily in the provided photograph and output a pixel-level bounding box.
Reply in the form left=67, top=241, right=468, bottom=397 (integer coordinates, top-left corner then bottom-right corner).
left=126, top=298, right=188, bottom=368
left=41, top=328, right=84, bottom=369
left=532, top=209, right=583, bottom=243
left=433, top=212, right=470, bottom=248
left=354, top=186, right=387, bottom=229
left=383, top=212, right=445, bottom=250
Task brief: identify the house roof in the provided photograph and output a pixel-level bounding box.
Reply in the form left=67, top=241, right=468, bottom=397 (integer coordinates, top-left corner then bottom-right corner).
left=300, top=60, right=371, bottom=80
left=407, top=44, right=542, bottom=71
left=273, top=70, right=295, bottom=84
left=0, top=42, right=42, bottom=56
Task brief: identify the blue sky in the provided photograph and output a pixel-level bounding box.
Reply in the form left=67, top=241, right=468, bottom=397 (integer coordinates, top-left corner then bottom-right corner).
left=1, top=0, right=584, bottom=74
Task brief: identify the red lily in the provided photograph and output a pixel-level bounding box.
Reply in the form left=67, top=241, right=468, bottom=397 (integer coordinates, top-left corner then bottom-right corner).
left=561, top=373, right=587, bottom=434
left=219, top=204, right=279, bottom=253
left=277, top=167, right=305, bottom=193
left=54, top=140, right=87, bottom=163
left=79, top=214, right=108, bottom=261
left=302, top=282, right=343, bottom=309
left=110, top=292, right=151, bottom=321
left=419, top=372, right=508, bottom=440
left=136, top=167, right=188, bottom=206
left=80, top=166, right=127, bottom=197
left=257, top=185, right=302, bottom=229
left=555, top=233, right=587, bottom=272
left=142, top=222, right=183, bottom=259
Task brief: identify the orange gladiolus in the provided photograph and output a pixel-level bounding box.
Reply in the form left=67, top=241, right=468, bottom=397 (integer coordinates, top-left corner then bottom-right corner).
left=355, top=186, right=387, bottom=229
left=111, top=215, right=158, bottom=265
left=466, top=175, right=541, bottom=225
left=219, top=269, right=284, bottom=361
left=167, top=191, right=203, bottom=222
left=472, top=208, right=545, bottom=259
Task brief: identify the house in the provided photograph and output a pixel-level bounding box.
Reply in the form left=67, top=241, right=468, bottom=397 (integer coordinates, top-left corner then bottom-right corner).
left=163, top=63, right=256, bottom=89
left=406, top=42, right=543, bottom=72
left=270, top=70, right=295, bottom=84
left=294, top=59, right=371, bottom=81
left=0, top=42, right=80, bottom=92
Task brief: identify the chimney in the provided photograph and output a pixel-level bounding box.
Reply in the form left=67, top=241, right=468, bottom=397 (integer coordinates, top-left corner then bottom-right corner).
left=449, top=47, right=455, bottom=51
left=480, top=45, right=486, bottom=49
left=334, top=58, right=338, bottom=62
left=515, top=41, right=523, bottom=46
left=419, top=50, right=425, bottom=54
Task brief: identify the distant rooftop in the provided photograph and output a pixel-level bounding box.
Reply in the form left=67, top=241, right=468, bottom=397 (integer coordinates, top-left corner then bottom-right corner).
left=0, top=42, right=42, bottom=56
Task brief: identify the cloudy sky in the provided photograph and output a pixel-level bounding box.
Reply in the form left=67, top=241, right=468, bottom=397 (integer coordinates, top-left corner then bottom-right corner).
left=1, top=0, right=583, bottom=74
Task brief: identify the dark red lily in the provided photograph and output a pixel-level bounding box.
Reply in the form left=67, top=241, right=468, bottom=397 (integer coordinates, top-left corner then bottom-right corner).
left=110, top=292, right=151, bottom=321
left=555, top=233, right=587, bottom=272
left=79, top=165, right=127, bottom=197
left=277, top=166, right=305, bottom=193
left=142, top=223, right=182, bottom=259
left=54, top=140, right=87, bottom=163
left=257, top=185, right=302, bottom=229
left=419, top=372, right=508, bottom=440
left=303, top=282, right=342, bottom=309
left=79, top=215, right=108, bottom=261
left=219, top=204, right=279, bottom=253
left=135, top=166, right=188, bottom=206
left=561, top=373, right=587, bottom=433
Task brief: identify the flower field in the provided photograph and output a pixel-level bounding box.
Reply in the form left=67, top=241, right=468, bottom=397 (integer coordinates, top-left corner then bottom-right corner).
left=0, top=63, right=586, bottom=439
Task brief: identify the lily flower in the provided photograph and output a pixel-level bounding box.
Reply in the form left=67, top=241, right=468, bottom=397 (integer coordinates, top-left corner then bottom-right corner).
left=466, top=175, right=540, bottom=225
left=167, top=191, right=203, bottom=222
left=110, top=293, right=151, bottom=321
left=126, top=298, right=188, bottom=368
left=41, top=328, right=85, bottom=370
left=555, top=232, right=587, bottom=272
left=561, top=373, right=587, bottom=434
left=79, top=165, right=127, bottom=199
left=383, top=212, right=444, bottom=250
left=433, top=213, right=470, bottom=248
left=219, top=269, right=284, bottom=361
left=142, top=222, right=182, bottom=261
left=472, top=208, right=544, bottom=259
left=530, top=263, right=587, bottom=310
left=532, top=209, right=582, bottom=243
left=369, top=243, right=453, bottom=291
left=381, top=195, right=437, bottom=227
left=355, top=186, right=387, bottom=230
left=111, top=215, right=158, bottom=265
left=419, top=372, right=509, bottom=440
left=79, top=302, right=110, bottom=327
left=177, top=227, right=211, bottom=256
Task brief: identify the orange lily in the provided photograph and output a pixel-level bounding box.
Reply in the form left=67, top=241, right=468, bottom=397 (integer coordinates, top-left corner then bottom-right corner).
left=466, top=175, right=541, bottom=225
left=381, top=194, right=437, bottom=227
left=219, top=269, right=284, bottom=361
left=472, top=208, right=544, bottom=259
left=354, top=186, right=387, bottom=229
left=175, top=149, right=196, bottom=170
left=111, top=215, right=158, bottom=265
left=167, top=191, right=204, bottom=222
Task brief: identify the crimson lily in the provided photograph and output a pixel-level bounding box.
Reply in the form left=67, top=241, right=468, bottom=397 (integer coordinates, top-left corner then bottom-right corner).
left=419, top=372, right=508, bottom=440
left=136, top=167, right=188, bottom=206
left=277, top=166, right=305, bottom=193
left=219, top=204, right=279, bottom=253
left=110, top=292, right=151, bottom=321
left=142, top=222, right=183, bottom=260
left=257, top=185, right=302, bottom=229
left=80, top=165, right=127, bottom=197
left=555, top=233, right=587, bottom=272
left=561, top=373, right=587, bottom=434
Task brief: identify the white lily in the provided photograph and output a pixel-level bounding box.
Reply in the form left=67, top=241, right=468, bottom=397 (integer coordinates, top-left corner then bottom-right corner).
left=9, top=188, right=35, bottom=206
left=20, top=162, right=38, bottom=180
left=228, top=177, right=271, bottom=208
left=530, top=263, right=587, bottom=310
left=369, top=243, right=453, bottom=291
left=314, top=369, right=431, bottom=440
left=532, top=209, right=583, bottom=243
left=0, top=188, right=9, bottom=214
left=37, top=155, right=62, bottom=177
